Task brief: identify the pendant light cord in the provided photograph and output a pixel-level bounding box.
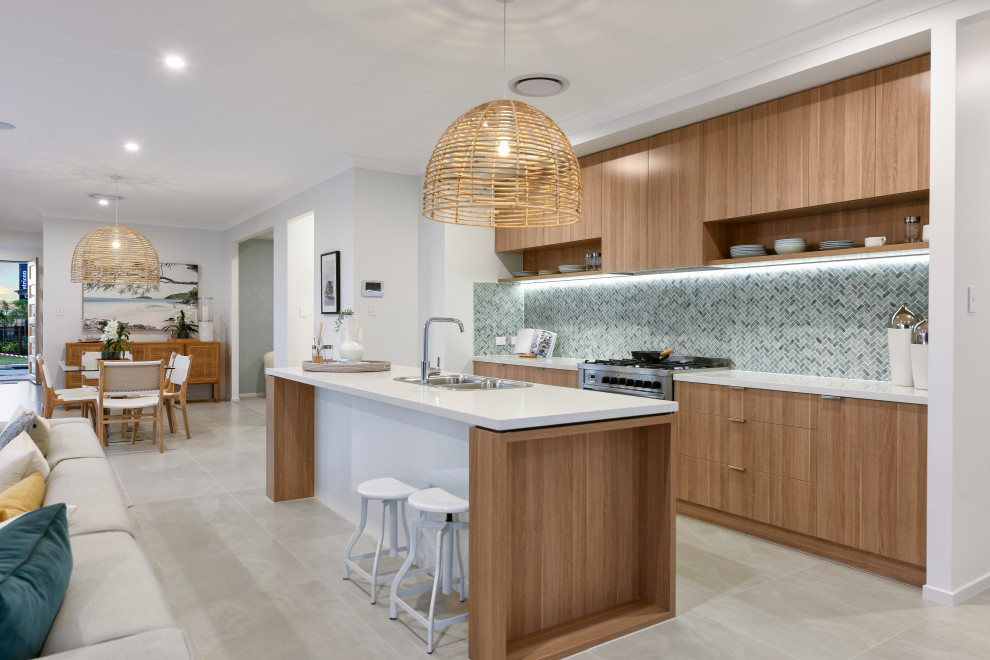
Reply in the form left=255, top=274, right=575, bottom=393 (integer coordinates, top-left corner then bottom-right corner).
left=502, top=0, right=507, bottom=99
left=113, top=177, right=119, bottom=227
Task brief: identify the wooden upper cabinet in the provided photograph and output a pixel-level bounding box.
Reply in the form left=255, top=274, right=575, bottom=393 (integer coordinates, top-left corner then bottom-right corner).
left=752, top=91, right=812, bottom=214
left=876, top=55, right=931, bottom=196
left=816, top=397, right=926, bottom=566
left=809, top=71, right=877, bottom=205
left=601, top=142, right=650, bottom=272
left=702, top=108, right=754, bottom=221
left=650, top=124, right=705, bottom=268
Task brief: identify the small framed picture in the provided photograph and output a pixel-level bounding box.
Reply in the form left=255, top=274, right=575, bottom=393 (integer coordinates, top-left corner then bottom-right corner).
left=320, top=251, right=340, bottom=314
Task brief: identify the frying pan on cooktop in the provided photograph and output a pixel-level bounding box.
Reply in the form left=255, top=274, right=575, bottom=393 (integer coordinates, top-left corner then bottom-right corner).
left=630, top=349, right=675, bottom=364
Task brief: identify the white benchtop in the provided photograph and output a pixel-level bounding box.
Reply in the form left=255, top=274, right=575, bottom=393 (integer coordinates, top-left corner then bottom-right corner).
left=673, top=370, right=928, bottom=405
left=472, top=355, right=582, bottom=371
left=267, top=365, right=676, bottom=431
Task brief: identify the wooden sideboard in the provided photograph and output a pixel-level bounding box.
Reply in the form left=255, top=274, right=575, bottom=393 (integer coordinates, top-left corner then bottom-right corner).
left=64, top=340, right=222, bottom=402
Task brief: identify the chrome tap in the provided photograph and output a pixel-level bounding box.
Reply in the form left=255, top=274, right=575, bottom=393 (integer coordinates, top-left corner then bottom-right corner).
left=422, top=317, right=465, bottom=382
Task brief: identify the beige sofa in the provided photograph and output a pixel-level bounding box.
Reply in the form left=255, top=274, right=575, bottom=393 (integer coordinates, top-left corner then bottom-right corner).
left=3, top=417, right=194, bottom=659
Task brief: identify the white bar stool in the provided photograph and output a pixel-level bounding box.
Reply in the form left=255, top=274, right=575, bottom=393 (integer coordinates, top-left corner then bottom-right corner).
left=343, top=477, right=419, bottom=604
left=389, top=487, right=469, bottom=654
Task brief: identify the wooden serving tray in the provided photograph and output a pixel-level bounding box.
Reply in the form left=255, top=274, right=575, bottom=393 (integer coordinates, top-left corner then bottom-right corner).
left=301, top=360, right=391, bottom=373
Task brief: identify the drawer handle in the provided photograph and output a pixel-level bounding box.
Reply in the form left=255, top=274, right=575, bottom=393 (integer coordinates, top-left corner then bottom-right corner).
left=728, top=465, right=747, bottom=473
left=728, top=417, right=746, bottom=423
left=730, top=386, right=746, bottom=391
left=820, top=395, right=842, bottom=400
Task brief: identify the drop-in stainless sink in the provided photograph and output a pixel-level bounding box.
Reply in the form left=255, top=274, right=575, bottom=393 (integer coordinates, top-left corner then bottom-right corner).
left=394, top=374, right=532, bottom=390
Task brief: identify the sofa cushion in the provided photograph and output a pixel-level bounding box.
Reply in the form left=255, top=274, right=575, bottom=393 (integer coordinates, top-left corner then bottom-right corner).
left=29, top=414, right=52, bottom=456
left=42, top=531, right=177, bottom=656
left=43, top=458, right=132, bottom=537
left=0, top=432, right=50, bottom=481
left=0, top=503, right=72, bottom=660
left=0, top=446, right=33, bottom=493
left=46, top=423, right=104, bottom=470
left=0, top=406, right=35, bottom=452
left=0, top=472, right=46, bottom=522
left=39, top=628, right=194, bottom=660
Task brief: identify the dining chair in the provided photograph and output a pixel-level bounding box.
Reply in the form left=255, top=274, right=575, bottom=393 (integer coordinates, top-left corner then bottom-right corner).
left=96, top=360, right=166, bottom=452
left=164, top=353, right=193, bottom=439
left=36, top=355, right=98, bottom=420
left=80, top=351, right=101, bottom=387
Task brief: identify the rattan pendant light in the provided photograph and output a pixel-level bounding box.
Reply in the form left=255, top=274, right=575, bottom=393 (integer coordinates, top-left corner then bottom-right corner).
left=71, top=176, right=160, bottom=286
left=422, top=1, right=582, bottom=227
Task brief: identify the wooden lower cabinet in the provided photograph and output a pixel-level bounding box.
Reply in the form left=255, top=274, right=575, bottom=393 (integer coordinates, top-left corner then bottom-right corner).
left=675, top=383, right=927, bottom=585
left=473, top=361, right=578, bottom=389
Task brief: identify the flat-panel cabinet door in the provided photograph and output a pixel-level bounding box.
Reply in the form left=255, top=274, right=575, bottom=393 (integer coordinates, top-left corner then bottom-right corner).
left=816, top=397, right=927, bottom=565
left=876, top=55, right=930, bottom=196
left=702, top=108, right=754, bottom=221
left=473, top=362, right=506, bottom=379
left=809, top=71, right=877, bottom=205
left=650, top=124, right=705, bottom=268
left=601, top=143, right=650, bottom=272
left=711, top=463, right=772, bottom=524
left=752, top=92, right=812, bottom=214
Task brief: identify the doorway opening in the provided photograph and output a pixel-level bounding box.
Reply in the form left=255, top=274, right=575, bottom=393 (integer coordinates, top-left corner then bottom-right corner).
left=235, top=229, right=275, bottom=412
left=0, top=261, right=31, bottom=383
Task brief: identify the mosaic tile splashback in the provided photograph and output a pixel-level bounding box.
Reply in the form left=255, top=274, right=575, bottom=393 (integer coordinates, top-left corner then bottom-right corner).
left=474, top=258, right=929, bottom=381
left=473, top=282, right=525, bottom=356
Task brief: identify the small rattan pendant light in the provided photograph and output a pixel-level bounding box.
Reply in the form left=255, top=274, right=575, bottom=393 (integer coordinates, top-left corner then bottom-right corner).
left=422, top=0, right=582, bottom=227
left=71, top=176, right=161, bottom=286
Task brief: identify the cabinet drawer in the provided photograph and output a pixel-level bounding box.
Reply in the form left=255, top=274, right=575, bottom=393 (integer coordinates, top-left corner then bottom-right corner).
left=710, top=462, right=772, bottom=525
left=676, top=382, right=817, bottom=429
left=676, top=455, right=712, bottom=507
left=680, top=412, right=814, bottom=482
left=473, top=362, right=506, bottom=379
left=772, top=475, right=817, bottom=536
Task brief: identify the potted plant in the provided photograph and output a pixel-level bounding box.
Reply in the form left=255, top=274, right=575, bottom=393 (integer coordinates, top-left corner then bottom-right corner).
left=100, top=319, right=131, bottom=360
left=164, top=305, right=199, bottom=341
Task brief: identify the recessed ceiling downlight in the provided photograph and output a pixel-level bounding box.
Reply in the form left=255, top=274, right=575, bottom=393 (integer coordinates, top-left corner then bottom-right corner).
left=88, top=193, right=125, bottom=203
left=508, top=74, right=570, bottom=97
left=164, top=55, right=185, bottom=69
left=0, top=122, right=14, bottom=130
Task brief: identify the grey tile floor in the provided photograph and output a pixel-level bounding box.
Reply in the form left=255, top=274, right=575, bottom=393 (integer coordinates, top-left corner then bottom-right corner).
left=40, top=396, right=990, bottom=659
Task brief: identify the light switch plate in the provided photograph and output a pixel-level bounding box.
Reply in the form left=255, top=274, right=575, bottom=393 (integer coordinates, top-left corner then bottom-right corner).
left=56, top=306, right=63, bottom=316
left=298, top=306, right=307, bottom=318
left=495, top=336, right=506, bottom=346
left=368, top=303, right=377, bottom=316
left=968, top=286, right=977, bottom=313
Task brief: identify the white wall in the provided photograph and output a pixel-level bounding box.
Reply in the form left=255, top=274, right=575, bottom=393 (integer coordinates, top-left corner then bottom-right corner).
left=925, top=8, right=990, bottom=605
left=41, top=217, right=229, bottom=393
left=0, top=230, right=42, bottom=262
left=286, top=213, right=315, bottom=367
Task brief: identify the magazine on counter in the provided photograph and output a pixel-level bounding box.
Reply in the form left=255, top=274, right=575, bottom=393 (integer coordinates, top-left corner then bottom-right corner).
left=513, top=328, right=558, bottom=358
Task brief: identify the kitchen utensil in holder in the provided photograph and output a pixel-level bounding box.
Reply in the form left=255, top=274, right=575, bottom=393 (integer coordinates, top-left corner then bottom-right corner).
left=888, top=302, right=917, bottom=387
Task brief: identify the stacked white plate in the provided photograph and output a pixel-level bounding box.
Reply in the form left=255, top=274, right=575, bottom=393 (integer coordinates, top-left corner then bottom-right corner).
left=538, top=269, right=557, bottom=275
left=511, top=271, right=538, bottom=278
left=774, top=238, right=806, bottom=255
left=819, top=240, right=855, bottom=251
left=558, top=264, right=586, bottom=273
left=729, top=244, right=767, bottom=258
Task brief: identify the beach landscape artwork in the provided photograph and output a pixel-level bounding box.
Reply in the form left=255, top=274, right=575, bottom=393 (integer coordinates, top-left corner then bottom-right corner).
left=82, top=263, right=199, bottom=331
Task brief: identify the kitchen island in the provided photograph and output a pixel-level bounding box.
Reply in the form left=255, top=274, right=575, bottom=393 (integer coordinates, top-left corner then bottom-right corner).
left=266, top=365, right=678, bottom=660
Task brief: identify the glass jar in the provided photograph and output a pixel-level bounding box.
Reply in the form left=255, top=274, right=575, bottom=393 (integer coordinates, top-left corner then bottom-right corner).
left=312, top=344, right=322, bottom=364
left=200, top=297, right=213, bottom=323
left=321, top=344, right=333, bottom=361
left=904, top=216, right=922, bottom=243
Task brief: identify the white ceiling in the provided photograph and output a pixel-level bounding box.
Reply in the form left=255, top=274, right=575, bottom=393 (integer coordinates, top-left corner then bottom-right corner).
left=0, top=0, right=944, bottom=232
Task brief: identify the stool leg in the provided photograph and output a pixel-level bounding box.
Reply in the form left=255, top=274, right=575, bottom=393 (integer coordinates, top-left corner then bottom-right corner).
left=388, top=499, right=399, bottom=558
left=427, top=524, right=447, bottom=654
left=343, top=497, right=369, bottom=580
left=401, top=500, right=410, bottom=551
left=455, top=527, right=466, bottom=602
left=390, top=518, right=421, bottom=620
left=443, top=516, right=454, bottom=596
left=369, top=501, right=388, bottom=604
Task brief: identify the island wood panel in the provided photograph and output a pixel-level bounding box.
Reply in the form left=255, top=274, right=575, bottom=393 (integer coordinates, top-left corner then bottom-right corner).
left=817, top=397, right=927, bottom=566
left=809, top=70, right=877, bottom=206
left=752, top=91, right=812, bottom=215
left=601, top=142, right=651, bottom=273
left=876, top=55, right=930, bottom=196
left=265, top=375, right=314, bottom=502
left=713, top=198, right=929, bottom=258
left=470, top=416, right=675, bottom=659
left=702, top=108, right=754, bottom=221
left=649, top=124, right=705, bottom=268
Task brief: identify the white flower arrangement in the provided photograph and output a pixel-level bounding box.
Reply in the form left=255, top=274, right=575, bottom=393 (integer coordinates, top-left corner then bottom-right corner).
left=100, top=319, right=120, bottom=343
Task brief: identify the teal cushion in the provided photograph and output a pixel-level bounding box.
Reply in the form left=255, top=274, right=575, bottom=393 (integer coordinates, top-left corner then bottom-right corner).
left=0, top=504, right=72, bottom=660
left=0, top=410, right=35, bottom=452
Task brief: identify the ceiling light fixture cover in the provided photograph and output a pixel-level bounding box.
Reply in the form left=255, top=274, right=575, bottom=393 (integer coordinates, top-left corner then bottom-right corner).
left=71, top=177, right=160, bottom=286
left=0, top=122, right=14, bottom=130
left=423, top=99, right=582, bottom=227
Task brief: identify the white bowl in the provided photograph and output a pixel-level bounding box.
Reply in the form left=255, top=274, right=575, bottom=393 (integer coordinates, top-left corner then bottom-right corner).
left=775, top=245, right=806, bottom=254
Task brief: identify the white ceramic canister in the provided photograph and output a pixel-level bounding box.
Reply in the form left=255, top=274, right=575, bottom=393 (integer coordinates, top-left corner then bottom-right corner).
left=911, top=317, right=929, bottom=390
left=887, top=302, right=917, bottom=387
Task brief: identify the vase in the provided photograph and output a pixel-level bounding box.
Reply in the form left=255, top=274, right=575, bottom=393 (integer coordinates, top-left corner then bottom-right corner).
left=100, top=350, right=120, bottom=360
left=339, top=317, right=364, bottom=362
